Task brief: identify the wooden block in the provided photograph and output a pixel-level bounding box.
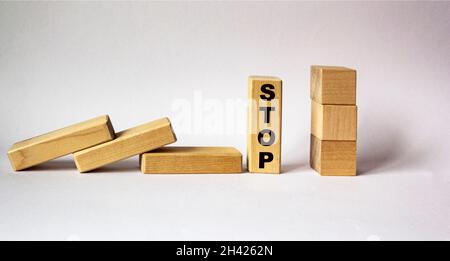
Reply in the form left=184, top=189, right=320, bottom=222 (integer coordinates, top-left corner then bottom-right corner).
left=247, top=76, right=282, bottom=174
left=311, top=65, right=356, bottom=105
left=7, top=115, right=115, bottom=171
left=310, top=134, right=356, bottom=176
left=311, top=100, right=357, bottom=141
left=140, top=147, right=242, bottom=174
left=74, top=117, right=176, bottom=172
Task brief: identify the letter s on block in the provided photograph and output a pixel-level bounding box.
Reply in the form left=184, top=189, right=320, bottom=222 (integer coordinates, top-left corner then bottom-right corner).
left=260, top=84, right=275, bottom=101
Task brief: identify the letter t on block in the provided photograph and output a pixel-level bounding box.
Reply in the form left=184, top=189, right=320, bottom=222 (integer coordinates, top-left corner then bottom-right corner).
left=247, top=76, right=282, bottom=174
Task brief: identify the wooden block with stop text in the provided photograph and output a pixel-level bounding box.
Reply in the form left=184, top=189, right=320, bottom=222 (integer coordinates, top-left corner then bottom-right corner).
left=311, top=100, right=357, bottom=141
left=311, top=65, right=356, bottom=105
left=7, top=115, right=115, bottom=171
left=74, top=117, right=176, bottom=172
left=310, top=134, right=356, bottom=176
left=140, top=147, right=242, bottom=174
left=247, top=76, right=282, bottom=174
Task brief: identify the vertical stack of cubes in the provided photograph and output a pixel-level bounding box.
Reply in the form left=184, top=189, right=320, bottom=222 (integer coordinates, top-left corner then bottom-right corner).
left=310, top=66, right=357, bottom=176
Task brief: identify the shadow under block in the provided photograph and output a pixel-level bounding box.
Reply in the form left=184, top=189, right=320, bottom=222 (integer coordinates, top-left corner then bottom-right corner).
left=7, top=115, right=115, bottom=171
left=311, top=65, right=356, bottom=105
left=247, top=76, right=282, bottom=174
left=311, top=100, right=357, bottom=141
left=74, top=117, right=177, bottom=173
left=310, top=134, right=356, bottom=176
left=140, top=147, right=242, bottom=174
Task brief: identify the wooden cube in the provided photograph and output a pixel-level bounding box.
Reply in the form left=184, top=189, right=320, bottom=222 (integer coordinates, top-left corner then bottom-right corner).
left=310, top=134, right=356, bottom=176
left=311, top=100, right=357, bottom=141
left=7, top=115, right=115, bottom=171
left=311, top=65, right=356, bottom=105
left=74, top=117, right=176, bottom=172
left=247, top=76, right=282, bottom=174
left=140, top=147, right=242, bottom=174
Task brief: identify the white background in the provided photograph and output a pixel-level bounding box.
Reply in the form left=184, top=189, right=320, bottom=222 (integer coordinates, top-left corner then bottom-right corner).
left=0, top=1, right=449, bottom=240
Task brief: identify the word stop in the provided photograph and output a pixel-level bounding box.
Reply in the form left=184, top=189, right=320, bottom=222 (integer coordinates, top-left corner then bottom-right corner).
left=247, top=76, right=282, bottom=174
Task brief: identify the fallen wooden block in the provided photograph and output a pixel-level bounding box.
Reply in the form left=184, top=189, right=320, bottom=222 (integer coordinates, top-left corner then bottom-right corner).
left=310, top=134, right=356, bottom=176
left=74, top=117, right=176, bottom=172
left=247, top=76, right=282, bottom=174
left=311, top=65, right=356, bottom=105
left=140, top=146, right=242, bottom=174
left=7, top=115, right=115, bottom=171
left=311, top=100, right=357, bottom=141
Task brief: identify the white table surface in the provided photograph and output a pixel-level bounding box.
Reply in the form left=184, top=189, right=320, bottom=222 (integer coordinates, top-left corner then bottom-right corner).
left=1, top=154, right=448, bottom=241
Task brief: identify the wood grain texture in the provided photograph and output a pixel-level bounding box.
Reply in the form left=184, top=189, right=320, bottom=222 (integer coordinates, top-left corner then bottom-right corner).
left=74, top=117, right=177, bottom=173
left=311, top=100, right=357, bottom=141
left=247, top=76, right=282, bottom=174
left=310, top=134, right=356, bottom=176
left=311, top=65, right=356, bottom=105
left=140, top=146, right=242, bottom=174
left=7, top=115, right=115, bottom=171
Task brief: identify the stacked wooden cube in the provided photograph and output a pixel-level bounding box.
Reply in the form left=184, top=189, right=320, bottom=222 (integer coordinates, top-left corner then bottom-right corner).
left=309, top=66, right=357, bottom=176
